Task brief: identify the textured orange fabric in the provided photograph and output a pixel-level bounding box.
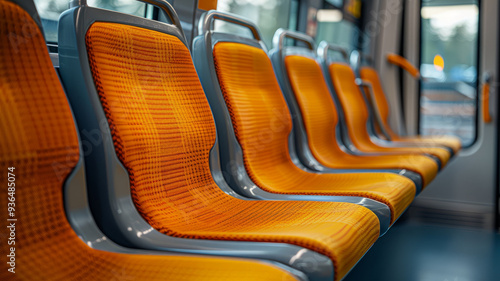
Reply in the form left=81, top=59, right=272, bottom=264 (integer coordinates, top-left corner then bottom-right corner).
left=386, top=53, right=420, bottom=78
left=284, top=55, right=437, bottom=186
left=360, top=66, right=461, bottom=153
left=198, top=0, right=218, bottom=10
left=482, top=81, right=492, bottom=123
left=85, top=22, right=381, bottom=281
left=0, top=2, right=301, bottom=281
left=329, top=63, right=451, bottom=165
left=212, top=42, right=416, bottom=224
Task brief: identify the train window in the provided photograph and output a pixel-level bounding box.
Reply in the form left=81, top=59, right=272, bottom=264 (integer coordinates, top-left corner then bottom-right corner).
left=316, top=15, right=359, bottom=51
left=419, top=1, right=480, bottom=146
left=315, top=0, right=362, bottom=51
left=34, top=0, right=146, bottom=43
left=217, top=0, right=297, bottom=48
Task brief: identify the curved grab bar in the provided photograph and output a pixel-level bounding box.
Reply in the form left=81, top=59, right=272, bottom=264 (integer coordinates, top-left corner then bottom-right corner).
left=482, top=73, right=492, bottom=123
left=272, top=28, right=316, bottom=51
left=198, top=10, right=262, bottom=41
left=387, top=53, right=420, bottom=79
left=350, top=50, right=374, bottom=69
left=317, top=41, right=349, bottom=62
left=71, top=0, right=185, bottom=40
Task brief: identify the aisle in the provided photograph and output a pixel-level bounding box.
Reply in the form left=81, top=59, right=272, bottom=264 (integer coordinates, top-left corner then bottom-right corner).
left=344, top=221, right=500, bottom=281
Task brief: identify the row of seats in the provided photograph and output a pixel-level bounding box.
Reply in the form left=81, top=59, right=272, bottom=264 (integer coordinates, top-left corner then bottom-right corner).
left=271, top=32, right=454, bottom=188
left=0, top=0, right=460, bottom=280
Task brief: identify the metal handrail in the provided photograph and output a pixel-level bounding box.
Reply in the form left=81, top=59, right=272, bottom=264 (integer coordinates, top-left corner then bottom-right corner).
left=272, top=28, right=316, bottom=51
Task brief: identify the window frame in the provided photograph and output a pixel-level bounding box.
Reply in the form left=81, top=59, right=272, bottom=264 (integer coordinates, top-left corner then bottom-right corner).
left=315, top=0, right=364, bottom=51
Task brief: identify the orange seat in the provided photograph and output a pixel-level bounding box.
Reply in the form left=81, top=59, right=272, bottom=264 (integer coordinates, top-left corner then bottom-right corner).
left=284, top=55, right=438, bottom=187
left=359, top=66, right=462, bottom=153
left=328, top=63, right=451, bottom=166
left=0, top=1, right=302, bottom=280
left=211, top=42, right=416, bottom=225
left=83, top=22, right=382, bottom=281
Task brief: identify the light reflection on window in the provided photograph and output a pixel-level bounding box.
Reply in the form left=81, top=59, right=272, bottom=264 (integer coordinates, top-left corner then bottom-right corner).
left=216, top=0, right=293, bottom=49
left=34, top=0, right=146, bottom=43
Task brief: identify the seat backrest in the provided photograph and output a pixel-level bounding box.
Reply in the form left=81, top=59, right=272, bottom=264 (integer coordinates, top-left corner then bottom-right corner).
left=0, top=2, right=309, bottom=280
left=59, top=2, right=238, bottom=238
left=194, top=15, right=322, bottom=197
left=359, top=66, right=399, bottom=139
left=283, top=54, right=348, bottom=167
left=60, top=8, right=356, bottom=277
left=309, top=41, right=370, bottom=152
left=268, top=30, right=378, bottom=171
left=1, top=1, right=237, bottom=279
left=0, top=0, right=83, bottom=277
left=194, top=14, right=393, bottom=198
left=193, top=20, right=326, bottom=196
left=91, top=22, right=220, bottom=224
left=328, top=61, right=375, bottom=148
left=265, top=29, right=351, bottom=172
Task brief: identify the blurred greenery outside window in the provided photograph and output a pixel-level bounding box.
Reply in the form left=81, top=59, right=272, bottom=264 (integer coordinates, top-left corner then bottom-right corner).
left=34, top=0, right=146, bottom=43
left=216, top=0, right=297, bottom=49
left=316, top=19, right=359, bottom=51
